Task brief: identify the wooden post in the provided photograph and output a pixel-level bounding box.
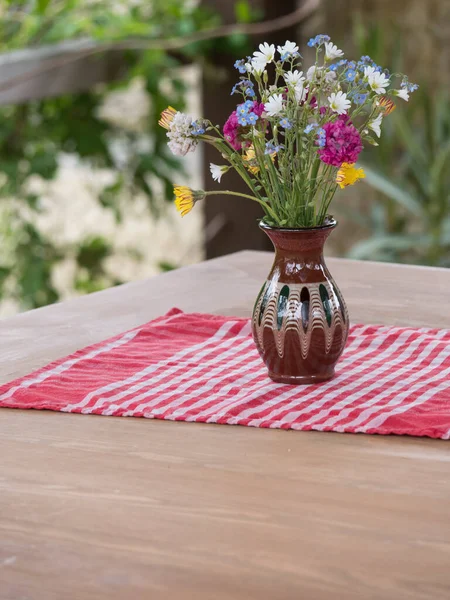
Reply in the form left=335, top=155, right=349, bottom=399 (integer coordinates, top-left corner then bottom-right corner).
left=202, top=0, right=299, bottom=258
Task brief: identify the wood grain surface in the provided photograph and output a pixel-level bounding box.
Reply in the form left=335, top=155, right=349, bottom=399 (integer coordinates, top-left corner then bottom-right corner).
left=1, top=251, right=450, bottom=600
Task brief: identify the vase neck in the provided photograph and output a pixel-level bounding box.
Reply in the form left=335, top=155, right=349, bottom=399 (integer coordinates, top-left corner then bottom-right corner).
left=261, top=225, right=335, bottom=284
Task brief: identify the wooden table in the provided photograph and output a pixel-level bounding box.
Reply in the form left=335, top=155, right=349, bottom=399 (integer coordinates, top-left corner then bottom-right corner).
left=1, top=251, right=450, bottom=600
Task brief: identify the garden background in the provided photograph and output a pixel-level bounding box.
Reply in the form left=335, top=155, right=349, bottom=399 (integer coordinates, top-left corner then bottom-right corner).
left=0, top=0, right=448, bottom=316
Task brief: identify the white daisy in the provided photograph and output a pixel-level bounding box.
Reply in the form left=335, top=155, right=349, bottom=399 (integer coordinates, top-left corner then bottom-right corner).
left=284, top=70, right=305, bottom=87
left=363, top=66, right=377, bottom=78
left=253, top=42, right=276, bottom=64
left=328, top=91, right=351, bottom=115
left=249, top=56, right=267, bottom=75
left=209, top=163, right=229, bottom=183
left=369, top=72, right=389, bottom=94
left=368, top=114, right=383, bottom=137
left=394, top=88, right=410, bottom=101
left=277, top=40, right=299, bottom=58
left=364, top=67, right=390, bottom=94
left=324, top=42, right=344, bottom=61
left=264, top=93, right=284, bottom=117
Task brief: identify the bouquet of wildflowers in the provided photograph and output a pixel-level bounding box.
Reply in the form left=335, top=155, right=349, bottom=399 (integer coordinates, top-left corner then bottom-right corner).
left=159, top=34, right=417, bottom=228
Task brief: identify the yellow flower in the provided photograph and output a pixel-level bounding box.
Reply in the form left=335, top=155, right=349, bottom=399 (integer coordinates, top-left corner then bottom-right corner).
left=173, top=186, right=205, bottom=216
left=158, top=106, right=177, bottom=130
left=243, top=145, right=276, bottom=174
left=378, top=96, right=396, bottom=115
left=336, top=163, right=366, bottom=189
left=243, top=146, right=259, bottom=174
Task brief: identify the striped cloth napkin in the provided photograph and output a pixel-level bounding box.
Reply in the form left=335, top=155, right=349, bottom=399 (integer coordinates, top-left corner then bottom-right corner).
left=1, top=308, right=450, bottom=439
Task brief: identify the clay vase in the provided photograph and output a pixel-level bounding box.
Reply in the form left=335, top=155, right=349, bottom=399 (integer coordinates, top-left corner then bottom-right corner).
left=252, top=218, right=349, bottom=385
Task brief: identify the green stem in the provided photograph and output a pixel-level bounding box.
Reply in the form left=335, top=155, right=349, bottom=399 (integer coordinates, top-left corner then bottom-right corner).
left=306, top=157, right=321, bottom=225
left=204, top=190, right=278, bottom=222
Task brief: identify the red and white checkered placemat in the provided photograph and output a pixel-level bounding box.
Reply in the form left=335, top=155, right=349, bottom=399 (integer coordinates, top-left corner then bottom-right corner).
left=1, top=308, right=450, bottom=438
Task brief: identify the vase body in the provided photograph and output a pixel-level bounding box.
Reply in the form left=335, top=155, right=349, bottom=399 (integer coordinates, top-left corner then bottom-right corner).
left=252, top=219, right=349, bottom=385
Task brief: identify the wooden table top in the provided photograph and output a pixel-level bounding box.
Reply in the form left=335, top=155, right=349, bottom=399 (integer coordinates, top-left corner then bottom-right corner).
left=1, top=251, right=450, bottom=600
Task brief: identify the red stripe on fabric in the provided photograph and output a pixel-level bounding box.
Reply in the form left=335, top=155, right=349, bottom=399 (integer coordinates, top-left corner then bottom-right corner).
left=127, top=344, right=259, bottom=419
left=114, top=322, right=250, bottom=409
left=102, top=322, right=253, bottom=417
left=370, top=391, right=450, bottom=438
left=71, top=318, right=246, bottom=414
left=353, top=353, right=450, bottom=433
left=1, top=313, right=197, bottom=412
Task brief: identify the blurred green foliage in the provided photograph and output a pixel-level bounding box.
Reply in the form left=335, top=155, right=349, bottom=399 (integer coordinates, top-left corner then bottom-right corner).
left=0, top=0, right=220, bottom=49
left=0, top=0, right=255, bottom=311
left=0, top=64, right=186, bottom=309
left=347, top=20, right=450, bottom=266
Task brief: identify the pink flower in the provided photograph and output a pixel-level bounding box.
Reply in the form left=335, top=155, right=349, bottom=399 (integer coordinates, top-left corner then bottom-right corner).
left=252, top=101, right=265, bottom=116
left=223, top=101, right=265, bottom=151
left=318, top=119, right=363, bottom=167
left=308, top=95, right=318, bottom=108
left=319, top=108, right=350, bottom=123
left=223, top=110, right=241, bottom=150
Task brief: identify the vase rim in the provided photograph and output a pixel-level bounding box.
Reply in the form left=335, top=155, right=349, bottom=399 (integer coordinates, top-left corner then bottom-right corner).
left=259, top=215, right=337, bottom=233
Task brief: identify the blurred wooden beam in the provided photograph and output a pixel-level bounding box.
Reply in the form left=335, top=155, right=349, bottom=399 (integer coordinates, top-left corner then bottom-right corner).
left=0, top=39, right=127, bottom=106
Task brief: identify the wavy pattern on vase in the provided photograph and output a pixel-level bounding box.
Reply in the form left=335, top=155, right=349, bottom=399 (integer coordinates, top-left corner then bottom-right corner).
left=252, top=280, right=349, bottom=361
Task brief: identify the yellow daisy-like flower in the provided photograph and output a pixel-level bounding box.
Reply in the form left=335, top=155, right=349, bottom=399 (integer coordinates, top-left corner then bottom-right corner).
left=159, top=106, right=177, bottom=130
left=243, top=146, right=260, bottom=174
left=378, top=96, right=396, bottom=115
left=173, top=186, right=205, bottom=216
left=336, top=163, right=366, bottom=189
left=243, top=145, right=276, bottom=174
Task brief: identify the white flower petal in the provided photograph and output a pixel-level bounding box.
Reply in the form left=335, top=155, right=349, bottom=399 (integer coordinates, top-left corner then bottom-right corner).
left=294, top=82, right=308, bottom=103
left=325, top=42, right=344, bottom=61
left=277, top=40, right=299, bottom=57
left=284, top=70, right=305, bottom=87
left=368, top=114, right=383, bottom=137
left=209, top=163, right=228, bottom=183
left=250, top=56, right=267, bottom=75
left=364, top=65, right=376, bottom=78
left=253, top=42, right=275, bottom=64
left=328, top=91, right=351, bottom=115
left=264, top=93, right=284, bottom=117
left=306, top=65, right=317, bottom=81
left=365, top=68, right=390, bottom=94
left=395, top=88, right=410, bottom=101
left=306, top=65, right=335, bottom=84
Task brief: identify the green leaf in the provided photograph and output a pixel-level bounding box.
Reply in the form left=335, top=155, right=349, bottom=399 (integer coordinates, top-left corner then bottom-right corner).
left=158, top=261, right=178, bottom=272
left=235, top=0, right=252, bottom=23
left=76, top=236, right=111, bottom=273
left=360, top=164, right=422, bottom=216
left=429, top=138, right=450, bottom=209
left=37, top=0, right=52, bottom=15
left=347, top=234, right=424, bottom=260
left=393, top=110, right=428, bottom=168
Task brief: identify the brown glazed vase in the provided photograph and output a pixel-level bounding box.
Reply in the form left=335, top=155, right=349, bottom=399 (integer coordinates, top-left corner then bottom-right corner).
left=251, top=218, right=349, bottom=385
